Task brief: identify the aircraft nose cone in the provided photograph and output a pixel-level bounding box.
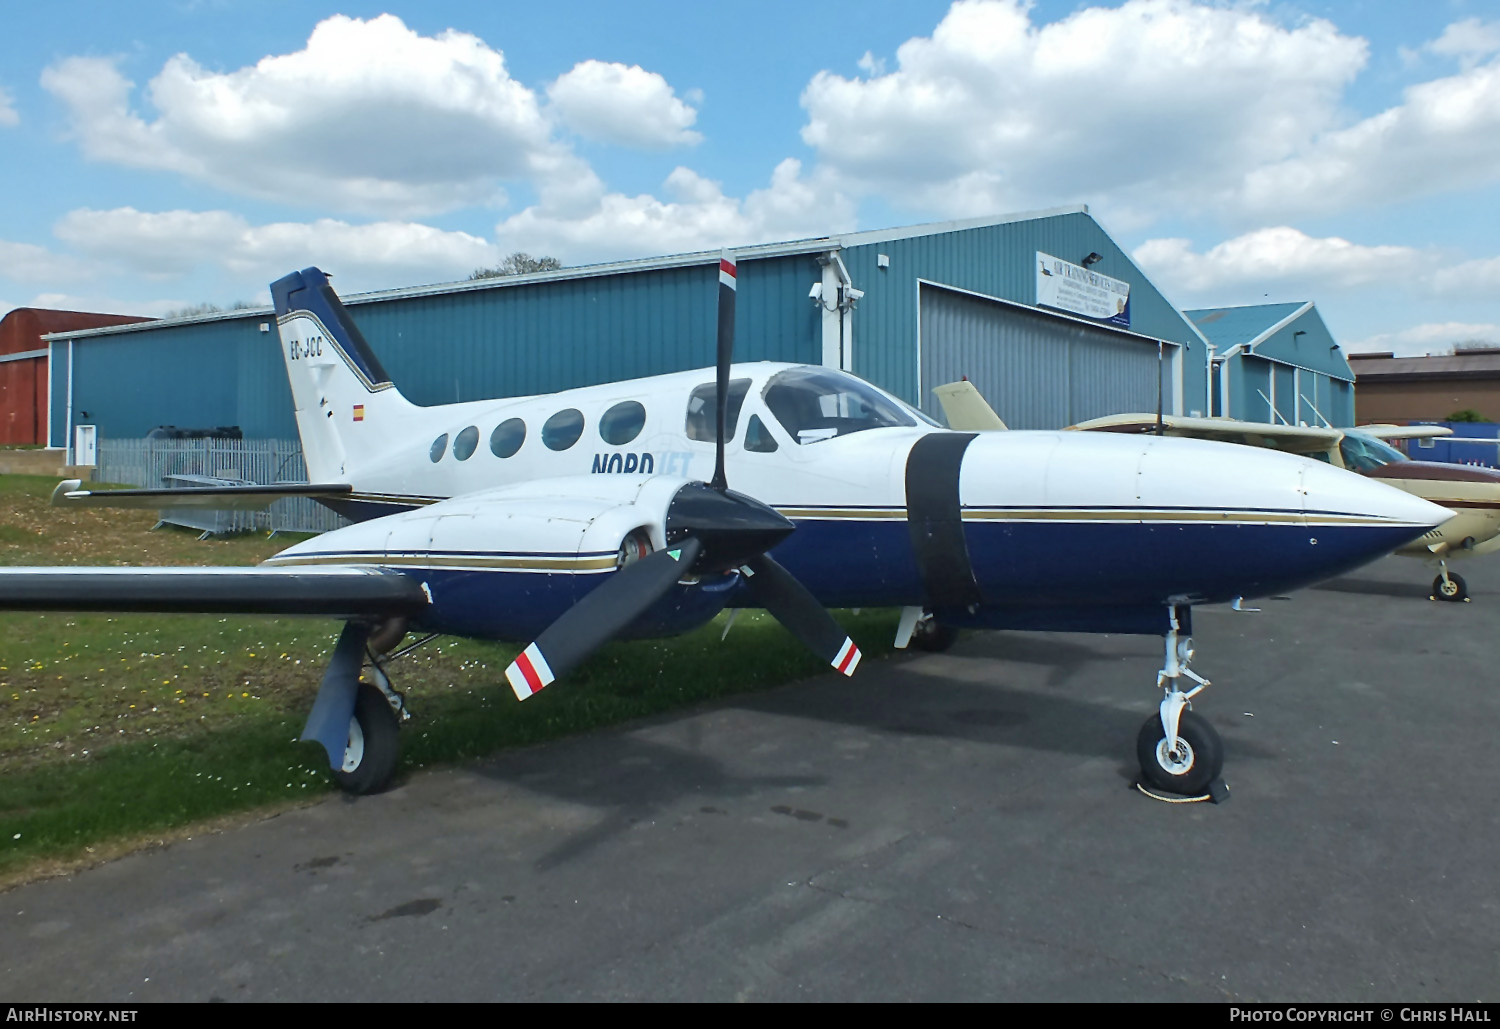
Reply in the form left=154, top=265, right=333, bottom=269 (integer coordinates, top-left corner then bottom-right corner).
left=1300, top=460, right=1454, bottom=535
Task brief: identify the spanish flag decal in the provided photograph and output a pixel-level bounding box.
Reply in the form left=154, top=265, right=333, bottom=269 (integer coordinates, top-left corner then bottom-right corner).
left=352, top=405, right=365, bottom=422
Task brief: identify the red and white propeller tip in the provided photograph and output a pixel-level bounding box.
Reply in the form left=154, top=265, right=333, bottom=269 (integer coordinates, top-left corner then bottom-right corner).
left=506, top=643, right=555, bottom=700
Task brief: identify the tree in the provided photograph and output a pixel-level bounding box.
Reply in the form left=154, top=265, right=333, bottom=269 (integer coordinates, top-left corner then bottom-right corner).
left=469, top=253, right=563, bottom=279
left=1452, top=338, right=1500, bottom=353
left=161, top=300, right=258, bottom=320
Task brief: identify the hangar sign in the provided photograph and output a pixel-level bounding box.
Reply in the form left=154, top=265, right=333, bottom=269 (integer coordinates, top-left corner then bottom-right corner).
left=1036, top=252, right=1131, bottom=328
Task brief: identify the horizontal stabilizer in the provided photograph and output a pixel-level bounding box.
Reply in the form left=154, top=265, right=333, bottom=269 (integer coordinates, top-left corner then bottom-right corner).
left=52, top=480, right=353, bottom=511
left=0, top=566, right=428, bottom=616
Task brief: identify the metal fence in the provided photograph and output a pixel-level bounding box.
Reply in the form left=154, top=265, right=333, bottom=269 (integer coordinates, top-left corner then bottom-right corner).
left=95, top=438, right=350, bottom=535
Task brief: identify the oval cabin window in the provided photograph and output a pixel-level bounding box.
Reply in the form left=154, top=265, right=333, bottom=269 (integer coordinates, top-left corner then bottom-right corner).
left=599, top=401, right=646, bottom=446
left=452, top=426, right=479, bottom=461
left=490, top=418, right=526, bottom=458
left=542, top=409, right=585, bottom=451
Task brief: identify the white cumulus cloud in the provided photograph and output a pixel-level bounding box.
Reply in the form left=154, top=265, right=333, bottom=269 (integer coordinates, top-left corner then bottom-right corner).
left=41, top=14, right=557, bottom=217
left=1345, top=322, right=1500, bottom=357
left=547, top=60, right=702, bottom=148
left=52, top=207, right=500, bottom=292
left=1134, top=227, right=1427, bottom=300
left=798, top=0, right=1367, bottom=220
left=0, top=239, right=94, bottom=284
left=1434, top=254, right=1500, bottom=294
left=0, top=87, right=18, bottom=127
left=1425, top=18, right=1500, bottom=69
left=1238, top=56, right=1500, bottom=217
left=495, top=158, right=854, bottom=263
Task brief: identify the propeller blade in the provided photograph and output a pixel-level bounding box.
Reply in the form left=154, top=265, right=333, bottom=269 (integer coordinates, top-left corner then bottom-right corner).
left=711, top=250, right=737, bottom=492
left=740, top=553, right=862, bottom=677
left=505, top=536, right=704, bottom=700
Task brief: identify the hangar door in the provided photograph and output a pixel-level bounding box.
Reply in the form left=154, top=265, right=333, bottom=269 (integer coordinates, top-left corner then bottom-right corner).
left=919, top=284, right=1175, bottom=429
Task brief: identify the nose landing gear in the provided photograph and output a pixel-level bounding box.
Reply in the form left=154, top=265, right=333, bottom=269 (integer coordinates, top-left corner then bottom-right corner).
left=1136, top=608, right=1225, bottom=799
left=1431, top=561, right=1469, bottom=603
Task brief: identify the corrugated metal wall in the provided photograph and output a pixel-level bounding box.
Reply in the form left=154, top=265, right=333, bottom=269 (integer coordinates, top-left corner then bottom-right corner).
left=46, top=212, right=1210, bottom=449
left=1273, top=365, right=1296, bottom=424
left=917, top=285, right=1168, bottom=428
left=1234, top=357, right=1273, bottom=422
left=841, top=211, right=1206, bottom=412
left=50, top=256, right=825, bottom=447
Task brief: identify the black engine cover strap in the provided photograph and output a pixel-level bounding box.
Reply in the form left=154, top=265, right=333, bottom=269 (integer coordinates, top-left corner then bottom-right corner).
left=905, top=433, right=982, bottom=609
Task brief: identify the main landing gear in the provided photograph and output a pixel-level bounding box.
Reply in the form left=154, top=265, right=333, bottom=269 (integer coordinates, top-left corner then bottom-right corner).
left=304, top=620, right=433, bottom=795
left=1136, top=608, right=1225, bottom=798
left=1431, top=560, right=1469, bottom=603
left=894, top=607, right=959, bottom=653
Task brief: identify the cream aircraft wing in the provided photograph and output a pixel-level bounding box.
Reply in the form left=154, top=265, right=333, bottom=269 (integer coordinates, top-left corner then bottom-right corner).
left=1069, top=414, right=1342, bottom=456
left=1356, top=424, right=1453, bottom=441
left=931, top=380, right=1007, bottom=431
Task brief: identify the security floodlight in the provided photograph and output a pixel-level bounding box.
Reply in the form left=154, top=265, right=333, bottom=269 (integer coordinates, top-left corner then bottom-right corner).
left=1081, top=252, right=1103, bottom=267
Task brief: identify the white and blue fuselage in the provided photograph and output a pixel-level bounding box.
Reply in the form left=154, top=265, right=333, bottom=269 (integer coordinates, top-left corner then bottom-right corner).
left=264, top=357, right=1445, bottom=642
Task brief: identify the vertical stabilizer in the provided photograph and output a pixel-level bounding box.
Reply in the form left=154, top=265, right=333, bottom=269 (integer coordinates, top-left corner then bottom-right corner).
left=270, top=268, right=417, bottom=483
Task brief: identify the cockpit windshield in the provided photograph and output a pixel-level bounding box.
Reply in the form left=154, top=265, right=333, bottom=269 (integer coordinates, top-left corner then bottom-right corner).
left=1339, top=430, right=1408, bottom=471
left=763, top=367, right=916, bottom=444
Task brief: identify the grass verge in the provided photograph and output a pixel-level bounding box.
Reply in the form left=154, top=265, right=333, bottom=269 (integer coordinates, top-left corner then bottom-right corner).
left=0, top=474, right=902, bottom=885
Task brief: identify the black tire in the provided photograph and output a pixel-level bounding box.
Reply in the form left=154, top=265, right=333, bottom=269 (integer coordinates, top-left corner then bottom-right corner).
left=910, top=616, right=959, bottom=653
left=332, top=682, right=401, bottom=795
left=1136, top=709, right=1223, bottom=796
left=1432, top=572, right=1468, bottom=603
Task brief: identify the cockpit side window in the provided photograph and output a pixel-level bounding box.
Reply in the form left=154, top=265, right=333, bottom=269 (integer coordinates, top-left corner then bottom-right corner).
left=1339, top=431, right=1407, bottom=471
left=744, top=414, right=779, bottom=453
left=763, top=366, right=916, bottom=444
left=685, top=378, right=751, bottom=442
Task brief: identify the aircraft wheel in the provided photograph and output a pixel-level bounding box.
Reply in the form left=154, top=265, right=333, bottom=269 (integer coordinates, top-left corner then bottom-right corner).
left=1136, top=710, right=1223, bottom=797
left=1432, top=572, right=1468, bottom=603
left=910, top=615, right=958, bottom=653
left=332, top=682, right=401, bottom=795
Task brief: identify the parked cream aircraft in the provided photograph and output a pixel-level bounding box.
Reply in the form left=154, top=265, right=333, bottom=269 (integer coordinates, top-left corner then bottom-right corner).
left=0, top=263, right=1449, bottom=798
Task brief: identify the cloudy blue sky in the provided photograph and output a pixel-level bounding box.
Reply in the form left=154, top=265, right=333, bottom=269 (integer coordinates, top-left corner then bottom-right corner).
left=1, top=0, right=1497, bottom=354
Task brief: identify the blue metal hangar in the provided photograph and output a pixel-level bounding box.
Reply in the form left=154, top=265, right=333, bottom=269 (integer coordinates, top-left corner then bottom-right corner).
left=45, top=205, right=1215, bottom=449
left=1187, top=302, right=1356, bottom=427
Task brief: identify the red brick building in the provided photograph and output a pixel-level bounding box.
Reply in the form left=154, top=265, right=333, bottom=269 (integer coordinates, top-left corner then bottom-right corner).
left=0, top=308, right=153, bottom=445
left=1348, top=349, right=1500, bottom=425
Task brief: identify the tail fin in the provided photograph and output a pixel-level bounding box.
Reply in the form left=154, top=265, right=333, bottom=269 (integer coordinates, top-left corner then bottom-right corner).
left=932, top=380, right=1008, bottom=431
left=270, top=268, right=417, bottom=482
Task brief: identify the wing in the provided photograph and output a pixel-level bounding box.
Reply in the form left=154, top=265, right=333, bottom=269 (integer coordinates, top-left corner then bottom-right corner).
left=1356, top=424, right=1454, bottom=441
left=51, top=479, right=354, bottom=511
left=1071, top=413, right=1341, bottom=455
left=0, top=565, right=427, bottom=616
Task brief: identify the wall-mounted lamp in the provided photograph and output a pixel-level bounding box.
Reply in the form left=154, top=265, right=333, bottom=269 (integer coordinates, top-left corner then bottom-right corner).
left=1081, top=252, right=1103, bottom=267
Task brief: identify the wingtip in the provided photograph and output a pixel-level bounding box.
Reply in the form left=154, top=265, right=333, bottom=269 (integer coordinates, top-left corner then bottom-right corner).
left=50, top=479, right=82, bottom=507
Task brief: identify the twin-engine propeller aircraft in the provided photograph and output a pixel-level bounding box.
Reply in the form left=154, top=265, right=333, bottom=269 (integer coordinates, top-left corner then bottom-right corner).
left=5, top=260, right=1450, bottom=799
left=1066, top=411, right=1500, bottom=604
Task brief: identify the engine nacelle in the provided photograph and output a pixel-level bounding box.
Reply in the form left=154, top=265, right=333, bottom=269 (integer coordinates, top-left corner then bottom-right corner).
left=266, top=475, right=734, bottom=640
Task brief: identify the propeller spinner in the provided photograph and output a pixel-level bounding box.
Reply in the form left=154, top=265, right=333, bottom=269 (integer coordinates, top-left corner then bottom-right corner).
left=504, top=251, right=862, bottom=701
